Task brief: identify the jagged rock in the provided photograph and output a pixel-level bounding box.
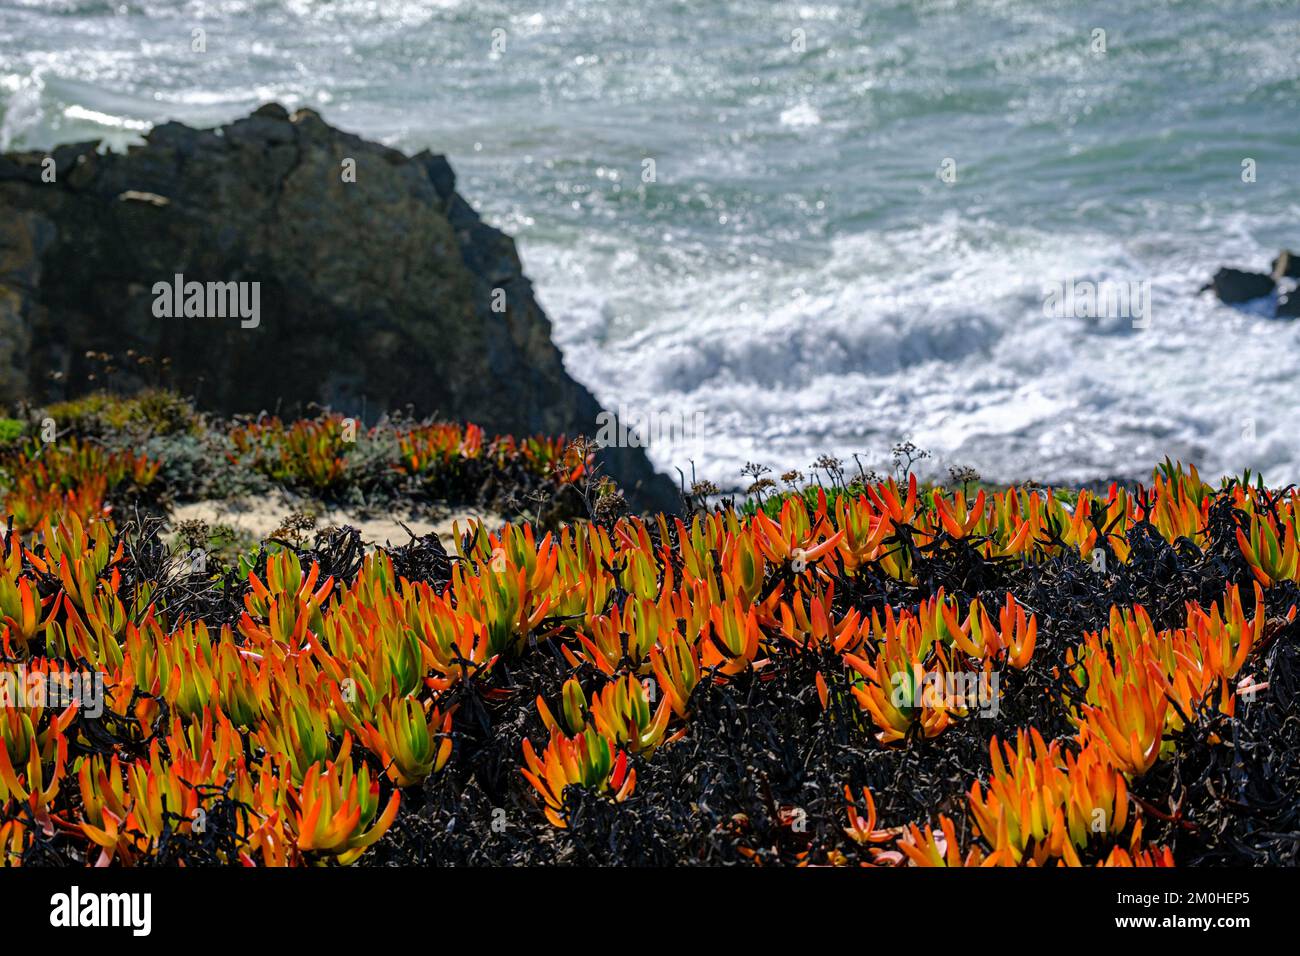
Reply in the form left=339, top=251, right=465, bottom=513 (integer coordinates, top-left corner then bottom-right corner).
left=1201, top=267, right=1275, bottom=304
left=0, top=105, right=678, bottom=511
left=1272, top=249, right=1300, bottom=281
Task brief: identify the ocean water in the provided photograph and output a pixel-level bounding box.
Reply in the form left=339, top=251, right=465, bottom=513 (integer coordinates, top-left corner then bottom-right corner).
left=3, top=0, right=1299, bottom=488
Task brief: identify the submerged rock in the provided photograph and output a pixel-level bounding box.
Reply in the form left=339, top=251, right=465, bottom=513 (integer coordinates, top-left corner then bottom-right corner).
left=1277, top=289, right=1300, bottom=319
left=0, top=104, right=677, bottom=511
left=1201, top=267, right=1275, bottom=304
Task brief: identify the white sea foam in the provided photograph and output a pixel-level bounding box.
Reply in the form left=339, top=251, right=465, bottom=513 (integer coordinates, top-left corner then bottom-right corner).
left=1, top=0, right=1294, bottom=491
left=532, top=218, right=1300, bottom=489
left=62, top=105, right=150, bottom=131
left=780, top=103, right=821, bottom=128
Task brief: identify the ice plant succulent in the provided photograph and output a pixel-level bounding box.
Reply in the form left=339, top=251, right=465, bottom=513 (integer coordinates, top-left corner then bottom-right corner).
left=967, top=730, right=1131, bottom=866
left=291, top=734, right=401, bottom=865
left=361, top=697, right=454, bottom=787
left=0, top=429, right=1291, bottom=867
left=520, top=728, right=636, bottom=828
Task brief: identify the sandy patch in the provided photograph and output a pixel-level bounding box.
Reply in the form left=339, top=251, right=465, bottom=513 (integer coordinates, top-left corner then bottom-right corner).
left=167, top=494, right=501, bottom=547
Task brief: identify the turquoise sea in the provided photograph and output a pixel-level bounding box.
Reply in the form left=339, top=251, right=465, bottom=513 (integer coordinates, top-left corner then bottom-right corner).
left=3, top=0, right=1298, bottom=485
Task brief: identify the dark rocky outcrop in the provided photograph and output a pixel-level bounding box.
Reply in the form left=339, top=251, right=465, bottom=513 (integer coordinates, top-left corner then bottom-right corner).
left=1200, top=267, right=1275, bottom=304
left=1277, top=288, right=1300, bottom=319
left=0, top=104, right=677, bottom=511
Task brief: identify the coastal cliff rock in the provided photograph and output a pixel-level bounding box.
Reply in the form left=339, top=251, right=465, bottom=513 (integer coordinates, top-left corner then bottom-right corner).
left=0, top=104, right=677, bottom=511
left=1201, top=267, right=1275, bottom=304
